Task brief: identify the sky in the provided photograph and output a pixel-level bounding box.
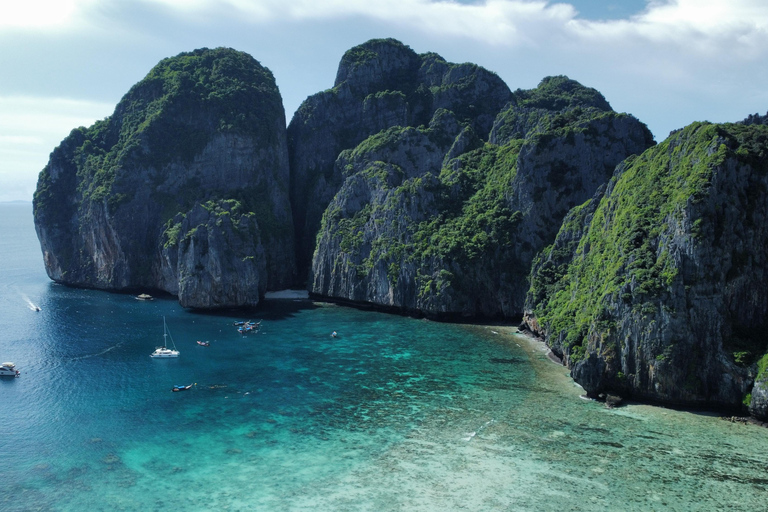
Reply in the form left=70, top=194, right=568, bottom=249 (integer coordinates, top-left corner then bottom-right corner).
left=1, top=0, right=767, bottom=202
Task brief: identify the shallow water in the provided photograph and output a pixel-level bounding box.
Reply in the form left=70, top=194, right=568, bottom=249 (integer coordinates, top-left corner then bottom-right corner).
left=2, top=202, right=767, bottom=511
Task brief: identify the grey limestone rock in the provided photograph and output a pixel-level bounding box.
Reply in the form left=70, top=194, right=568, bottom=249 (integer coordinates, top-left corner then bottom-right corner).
left=288, top=38, right=513, bottom=281
left=310, top=74, right=653, bottom=318
left=524, top=121, right=768, bottom=414
left=34, top=48, right=294, bottom=308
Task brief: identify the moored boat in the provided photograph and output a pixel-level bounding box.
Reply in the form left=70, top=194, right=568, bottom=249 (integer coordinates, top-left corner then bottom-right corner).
left=150, top=317, right=180, bottom=358
left=0, top=362, right=20, bottom=377
left=197, top=341, right=210, bottom=347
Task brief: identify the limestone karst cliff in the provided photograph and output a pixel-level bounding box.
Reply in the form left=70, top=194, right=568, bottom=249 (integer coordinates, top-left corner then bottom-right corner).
left=33, top=39, right=768, bottom=420
left=310, top=73, right=654, bottom=317
left=523, top=121, right=768, bottom=417
left=33, top=47, right=294, bottom=308
left=288, top=38, right=514, bottom=282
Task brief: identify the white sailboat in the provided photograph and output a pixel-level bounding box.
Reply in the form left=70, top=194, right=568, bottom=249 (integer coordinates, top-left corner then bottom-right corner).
left=150, top=317, right=180, bottom=358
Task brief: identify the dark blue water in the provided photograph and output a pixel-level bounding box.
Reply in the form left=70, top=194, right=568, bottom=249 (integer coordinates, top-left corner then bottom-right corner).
left=2, top=203, right=768, bottom=511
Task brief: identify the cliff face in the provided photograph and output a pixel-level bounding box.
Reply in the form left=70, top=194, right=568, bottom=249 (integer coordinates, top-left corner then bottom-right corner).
left=523, top=122, right=768, bottom=415
left=33, top=48, right=294, bottom=308
left=33, top=39, right=768, bottom=420
left=310, top=75, right=654, bottom=318
left=288, top=38, right=513, bottom=282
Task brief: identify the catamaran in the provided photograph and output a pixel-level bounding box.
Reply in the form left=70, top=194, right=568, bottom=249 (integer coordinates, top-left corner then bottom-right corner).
left=150, top=317, right=180, bottom=358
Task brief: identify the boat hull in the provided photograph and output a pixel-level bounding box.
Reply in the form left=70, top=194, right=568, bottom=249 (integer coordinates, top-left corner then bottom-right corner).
left=150, top=350, right=179, bottom=358
left=0, top=363, right=19, bottom=376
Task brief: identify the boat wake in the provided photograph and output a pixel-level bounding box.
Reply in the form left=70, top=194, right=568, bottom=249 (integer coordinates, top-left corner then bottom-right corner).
left=71, top=342, right=125, bottom=361
left=19, top=291, right=40, bottom=311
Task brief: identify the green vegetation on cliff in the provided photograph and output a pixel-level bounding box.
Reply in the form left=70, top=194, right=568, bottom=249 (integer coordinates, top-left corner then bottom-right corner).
left=514, top=75, right=611, bottom=112
left=416, top=142, right=523, bottom=263
left=38, top=48, right=282, bottom=215
left=290, top=38, right=516, bottom=280
left=313, top=71, right=653, bottom=317
left=311, top=64, right=654, bottom=316
left=33, top=46, right=295, bottom=299
left=119, top=47, right=282, bottom=166
left=529, top=122, right=768, bottom=364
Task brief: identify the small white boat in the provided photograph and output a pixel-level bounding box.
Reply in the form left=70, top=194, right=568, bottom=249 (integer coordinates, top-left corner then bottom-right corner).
left=150, top=317, right=180, bottom=358
left=0, top=362, right=20, bottom=377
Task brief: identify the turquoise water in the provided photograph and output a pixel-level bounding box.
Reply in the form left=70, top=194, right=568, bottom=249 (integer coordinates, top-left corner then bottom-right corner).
left=2, top=202, right=768, bottom=511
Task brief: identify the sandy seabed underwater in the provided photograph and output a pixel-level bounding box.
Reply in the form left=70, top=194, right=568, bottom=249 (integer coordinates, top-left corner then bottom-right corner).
left=2, top=202, right=767, bottom=512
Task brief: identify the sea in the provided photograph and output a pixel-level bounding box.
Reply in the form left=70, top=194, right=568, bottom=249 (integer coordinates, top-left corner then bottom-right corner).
left=1, top=202, right=768, bottom=511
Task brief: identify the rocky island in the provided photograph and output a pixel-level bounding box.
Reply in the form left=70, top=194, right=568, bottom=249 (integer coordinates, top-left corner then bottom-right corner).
left=34, top=39, right=768, bottom=420
left=522, top=120, right=768, bottom=418
left=34, top=48, right=295, bottom=308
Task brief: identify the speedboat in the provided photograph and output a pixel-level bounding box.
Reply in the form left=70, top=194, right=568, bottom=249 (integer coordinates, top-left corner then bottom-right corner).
left=197, top=341, right=210, bottom=347
left=0, top=362, right=20, bottom=377
left=172, top=383, right=194, bottom=392
left=150, top=317, right=180, bottom=358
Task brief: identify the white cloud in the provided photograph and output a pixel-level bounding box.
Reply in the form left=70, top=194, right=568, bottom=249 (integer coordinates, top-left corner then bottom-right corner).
left=2, top=0, right=768, bottom=201
left=136, top=0, right=768, bottom=50
left=0, top=0, right=98, bottom=29
left=0, top=96, right=113, bottom=202
left=641, top=0, right=768, bottom=30
left=568, top=0, right=768, bottom=59
left=5, top=0, right=768, bottom=55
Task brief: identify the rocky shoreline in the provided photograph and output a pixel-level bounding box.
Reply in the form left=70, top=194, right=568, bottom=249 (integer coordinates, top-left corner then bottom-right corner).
left=33, top=39, right=768, bottom=423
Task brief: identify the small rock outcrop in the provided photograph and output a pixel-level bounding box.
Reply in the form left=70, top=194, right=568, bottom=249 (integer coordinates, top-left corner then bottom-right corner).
left=523, top=121, right=768, bottom=415
left=33, top=48, right=294, bottom=307
left=310, top=75, right=653, bottom=318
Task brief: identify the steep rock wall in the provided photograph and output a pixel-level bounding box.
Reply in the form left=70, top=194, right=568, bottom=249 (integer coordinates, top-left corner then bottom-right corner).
left=288, top=38, right=513, bottom=282
left=311, top=77, right=654, bottom=317
left=524, top=122, right=768, bottom=415
left=34, top=48, right=294, bottom=308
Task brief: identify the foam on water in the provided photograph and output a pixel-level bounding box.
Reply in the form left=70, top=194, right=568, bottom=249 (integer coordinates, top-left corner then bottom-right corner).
left=2, top=203, right=768, bottom=511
